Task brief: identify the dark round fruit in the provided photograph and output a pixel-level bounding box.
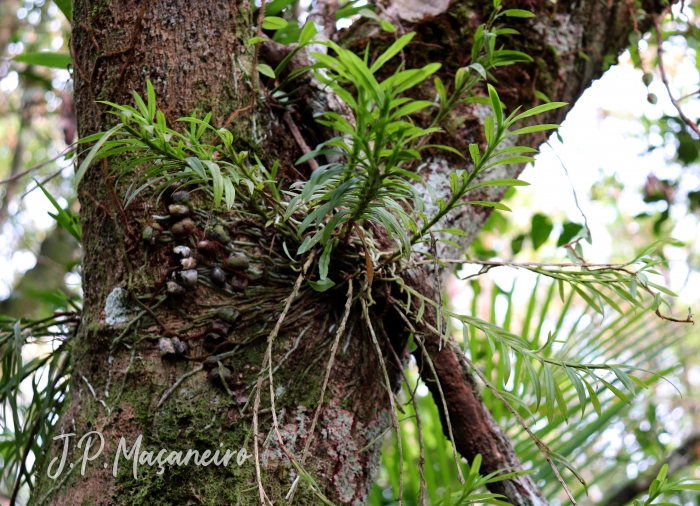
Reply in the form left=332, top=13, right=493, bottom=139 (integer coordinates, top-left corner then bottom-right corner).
left=198, top=240, right=216, bottom=257
left=210, top=266, right=227, bottom=286
left=172, top=190, right=190, bottom=203
left=171, top=218, right=195, bottom=238
left=229, top=276, right=248, bottom=292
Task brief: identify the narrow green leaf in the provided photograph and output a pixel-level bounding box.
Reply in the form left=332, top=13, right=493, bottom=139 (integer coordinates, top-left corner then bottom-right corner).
left=582, top=377, right=602, bottom=416
left=36, top=181, right=82, bottom=243
left=544, top=365, right=556, bottom=422
left=319, top=241, right=333, bottom=280
left=483, top=155, right=535, bottom=170
left=380, top=20, right=396, bottom=32
left=512, top=102, right=567, bottom=123
left=573, top=285, right=603, bottom=315
left=74, top=124, right=123, bottom=185
left=223, top=176, right=236, bottom=208
left=468, top=62, right=487, bottom=79
left=434, top=77, right=447, bottom=105
left=461, top=201, right=512, bottom=211
left=647, top=281, right=678, bottom=297
left=146, top=80, right=156, bottom=120
left=506, top=124, right=560, bottom=137
left=487, top=84, right=503, bottom=126
left=14, top=52, right=71, bottom=69
left=612, top=367, right=637, bottom=395
left=299, top=21, right=319, bottom=46
left=467, top=178, right=530, bottom=190
left=262, top=16, right=288, bottom=30
left=501, top=9, right=535, bottom=17
left=599, top=377, right=631, bottom=404
left=565, top=366, right=587, bottom=417
left=469, top=143, right=480, bottom=164
left=202, top=160, right=223, bottom=207
left=484, top=116, right=495, bottom=145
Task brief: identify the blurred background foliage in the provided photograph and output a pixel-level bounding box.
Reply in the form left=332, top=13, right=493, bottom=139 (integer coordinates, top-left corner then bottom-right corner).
left=0, top=0, right=699, bottom=505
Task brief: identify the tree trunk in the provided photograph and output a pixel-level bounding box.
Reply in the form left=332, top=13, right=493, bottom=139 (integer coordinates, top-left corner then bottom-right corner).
left=30, top=0, right=666, bottom=505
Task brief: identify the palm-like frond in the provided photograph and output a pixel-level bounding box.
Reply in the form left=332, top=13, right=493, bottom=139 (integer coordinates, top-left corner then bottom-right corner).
left=372, top=272, right=694, bottom=505
left=463, top=274, right=693, bottom=501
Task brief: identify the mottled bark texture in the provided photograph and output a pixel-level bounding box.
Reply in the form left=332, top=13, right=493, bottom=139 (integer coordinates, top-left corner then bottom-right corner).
left=30, top=0, right=665, bottom=505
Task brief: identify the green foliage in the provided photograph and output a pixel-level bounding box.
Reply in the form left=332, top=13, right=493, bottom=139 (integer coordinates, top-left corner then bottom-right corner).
left=0, top=313, right=74, bottom=501
left=12, top=52, right=71, bottom=69
left=75, top=81, right=295, bottom=242
left=433, top=454, right=527, bottom=506
left=285, top=32, right=441, bottom=258
left=53, top=0, right=72, bottom=21
left=3, top=2, right=698, bottom=505
left=372, top=379, right=528, bottom=506
left=633, top=464, right=700, bottom=505
left=35, top=181, right=82, bottom=243
left=76, top=24, right=566, bottom=291
left=530, top=213, right=553, bottom=251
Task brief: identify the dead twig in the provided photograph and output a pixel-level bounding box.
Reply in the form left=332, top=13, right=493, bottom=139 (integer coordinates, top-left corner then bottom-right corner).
left=0, top=147, right=76, bottom=185
left=223, top=105, right=253, bottom=129
left=655, top=7, right=700, bottom=136
left=283, top=112, right=319, bottom=171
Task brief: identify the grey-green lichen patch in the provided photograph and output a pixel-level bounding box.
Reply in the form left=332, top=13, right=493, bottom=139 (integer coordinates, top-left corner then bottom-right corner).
left=103, top=287, right=137, bottom=325
left=261, top=406, right=310, bottom=469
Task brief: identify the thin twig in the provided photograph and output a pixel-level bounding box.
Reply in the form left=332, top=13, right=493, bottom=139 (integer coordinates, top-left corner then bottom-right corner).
left=655, top=7, right=700, bottom=136
left=20, top=166, right=66, bottom=199
left=253, top=375, right=273, bottom=506
left=0, top=147, right=76, bottom=185
left=545, top=141, right=590, bottom=239
left=223, top=105, right=253, bottom=129
left=283, top=112, right=319, bottom=171
left=156, top=364, right=203, bottom=408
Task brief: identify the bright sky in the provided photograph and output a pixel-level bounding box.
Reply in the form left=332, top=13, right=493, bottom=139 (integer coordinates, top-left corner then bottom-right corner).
left=515, top=47, right=700, bottom=305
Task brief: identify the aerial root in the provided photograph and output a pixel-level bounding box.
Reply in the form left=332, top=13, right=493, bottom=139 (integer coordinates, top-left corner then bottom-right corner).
left=362, top=298, right=404, bottom=506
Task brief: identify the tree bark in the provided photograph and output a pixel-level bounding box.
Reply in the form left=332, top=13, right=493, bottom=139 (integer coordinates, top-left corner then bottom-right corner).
left=30, top=0, right=667, bottom=505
